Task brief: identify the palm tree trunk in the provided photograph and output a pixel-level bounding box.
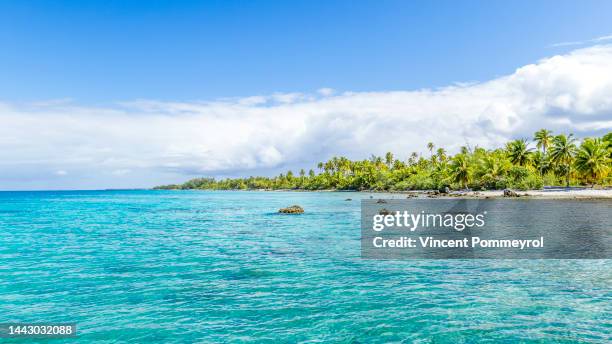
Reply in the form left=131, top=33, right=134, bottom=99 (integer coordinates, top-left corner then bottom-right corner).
left=540, top=147, right=545, bottom=181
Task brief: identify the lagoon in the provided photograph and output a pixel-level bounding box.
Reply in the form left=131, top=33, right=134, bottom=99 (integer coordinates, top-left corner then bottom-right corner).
left=0, top=190, right=610, bottom=342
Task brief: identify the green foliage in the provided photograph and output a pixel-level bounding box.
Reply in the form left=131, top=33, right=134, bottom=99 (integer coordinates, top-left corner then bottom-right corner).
left=506, top=139, right=533, bottom=167
left=449, top=154, right=471, bottom=189
left=155, top=131, right=612, bottom=191
left=549, top=134, right=578, bottom=187
left=575, top=138, right=610, bottom=185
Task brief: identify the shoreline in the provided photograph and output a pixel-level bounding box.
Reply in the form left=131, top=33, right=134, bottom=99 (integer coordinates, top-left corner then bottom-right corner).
left=159, top=188, right=612, bottom=199
left=420, top=189, right=612, bottom=199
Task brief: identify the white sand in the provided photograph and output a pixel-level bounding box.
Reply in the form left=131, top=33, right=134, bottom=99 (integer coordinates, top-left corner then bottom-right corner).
left=462, top=189, right=612, bottom=199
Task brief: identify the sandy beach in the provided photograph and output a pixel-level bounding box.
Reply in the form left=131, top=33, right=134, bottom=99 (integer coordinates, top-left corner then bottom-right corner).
left=240, top=188, right=612, bottom=199
left=411, top=188, right=612, bottom=199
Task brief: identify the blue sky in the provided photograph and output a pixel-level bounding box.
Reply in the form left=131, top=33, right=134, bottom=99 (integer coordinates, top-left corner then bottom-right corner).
left=1, top=1, right=612, bottom=190
left=1, top=0, right=612, bottom=103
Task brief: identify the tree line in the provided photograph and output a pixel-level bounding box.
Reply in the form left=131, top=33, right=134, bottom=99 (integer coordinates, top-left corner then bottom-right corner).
left=155, top=131, right=612, bottom=191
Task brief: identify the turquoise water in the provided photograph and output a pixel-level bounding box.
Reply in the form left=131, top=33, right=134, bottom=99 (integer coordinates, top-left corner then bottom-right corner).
left=0, top=190, right=610, bottom=343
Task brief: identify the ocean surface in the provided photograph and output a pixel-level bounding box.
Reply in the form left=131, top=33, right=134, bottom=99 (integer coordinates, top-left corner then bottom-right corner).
left=0, top=190, right=610, bottom=343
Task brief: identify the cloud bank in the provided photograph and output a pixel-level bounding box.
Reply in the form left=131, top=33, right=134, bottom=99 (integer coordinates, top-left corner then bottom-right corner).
left=1, top=45, right=612, bottom=189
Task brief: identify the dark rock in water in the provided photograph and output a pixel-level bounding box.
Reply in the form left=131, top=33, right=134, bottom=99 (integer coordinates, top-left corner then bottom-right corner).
left=345, top=198, right=352, bottom=201
left=425, top=190, right=440, bottom=198
left=503, top=189, right=520, bottom=197
left=439, top=186, right=450, bottom=194
left=378, top=208, right=391, bottom=215
left=279, top=205, right=304, bottom=214
left=376, top=199, right=387, bottom=204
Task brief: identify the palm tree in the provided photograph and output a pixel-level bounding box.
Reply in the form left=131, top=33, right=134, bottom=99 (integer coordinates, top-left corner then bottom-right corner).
left=549, top=134, right=577, bottom=187
left=479, top=152, right=511, bottom=185
left=450, top=154, right=471, bottom=189
left=575, top=138, right=610, bottom=186
left=385, top=152, right=394, bottom=168
left=531, top=151, right=551, bottom=176
left=436, top=148, right=447, bottom=164
left=603, top=132, right=612, bottom=158
left=506, top=139, right=533, bottom=167
left=534, top=129, right=553, bottom=178
left=427, top=142, right=435, bottom=160
left=408, top=152, right=419, bottom=165
left=299, top=169, right=306, bottom=186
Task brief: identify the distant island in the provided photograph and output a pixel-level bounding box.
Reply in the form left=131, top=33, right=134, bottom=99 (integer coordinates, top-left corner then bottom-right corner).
left=155, top=130, right=611, bottom=192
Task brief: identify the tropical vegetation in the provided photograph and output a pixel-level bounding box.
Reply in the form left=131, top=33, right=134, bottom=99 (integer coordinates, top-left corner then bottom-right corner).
left=155, top=131, right=612, bottom=191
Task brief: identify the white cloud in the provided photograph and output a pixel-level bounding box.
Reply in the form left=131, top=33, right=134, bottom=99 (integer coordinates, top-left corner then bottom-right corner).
left=317, top=88, right=335, bottom=96
left=1, top=45, right=612, bottom=189
left=594, top=35, right=612, bottom=43
left=111, top=169, right=131, bottom=176
left=271, top=92, right=305, bottom=104
left=550, top=34, right=612, bottom=47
